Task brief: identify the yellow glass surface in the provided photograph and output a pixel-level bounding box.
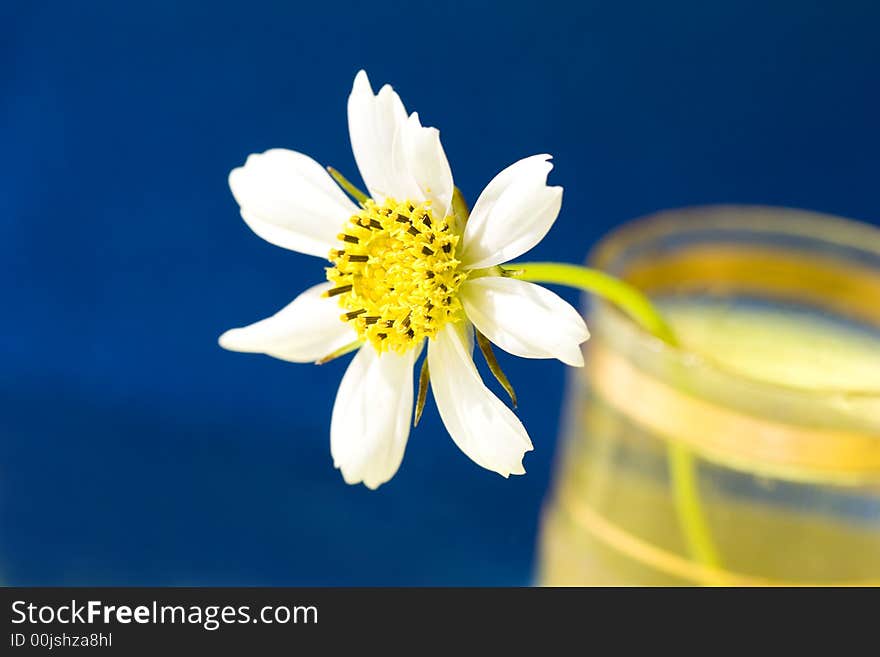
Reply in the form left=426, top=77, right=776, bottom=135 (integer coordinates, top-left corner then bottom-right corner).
left=538, top=206, right=880, bottom=586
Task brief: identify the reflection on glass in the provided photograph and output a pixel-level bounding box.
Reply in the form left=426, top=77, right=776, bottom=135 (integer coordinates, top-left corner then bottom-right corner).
left=539, top=207, right=880, bottom=585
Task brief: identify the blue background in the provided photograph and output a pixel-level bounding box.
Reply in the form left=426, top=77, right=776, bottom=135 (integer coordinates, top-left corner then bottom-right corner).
left=2, top=1, right=878, bottom=585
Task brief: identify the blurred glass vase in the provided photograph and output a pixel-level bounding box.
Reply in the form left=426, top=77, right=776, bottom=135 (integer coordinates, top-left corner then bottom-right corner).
left=538, top=206, right=880, bottom=586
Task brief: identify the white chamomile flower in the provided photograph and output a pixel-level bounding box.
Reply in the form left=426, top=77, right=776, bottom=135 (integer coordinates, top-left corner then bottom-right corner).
left=220, top=70, right=590, bottom=489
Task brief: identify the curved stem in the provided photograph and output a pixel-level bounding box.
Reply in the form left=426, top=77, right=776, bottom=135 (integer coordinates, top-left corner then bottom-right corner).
left=506, top=263, right=678, bottom=345
left=509, top=261, right=723, bottom=579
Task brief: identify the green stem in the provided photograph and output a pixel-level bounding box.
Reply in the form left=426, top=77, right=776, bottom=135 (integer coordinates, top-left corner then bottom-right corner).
left=668, top=444, right=722, bottom=573
left=509, top=261, right=722, bottom=579
left=507, top=263, right=678, bottom=344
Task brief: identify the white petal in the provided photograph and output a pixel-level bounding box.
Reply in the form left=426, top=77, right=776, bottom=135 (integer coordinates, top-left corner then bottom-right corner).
left=347, top=70, right=408, bottom=202
left=459, top=155, right=563, bottom=269
left=229, top=149, right=358, bottom=258
left=460, top=277, right=589, bottom=367
left=330, top=345, right=416, bottom=489
left=427, top=323, right=533, bottom=477
left=390, top=112, right=454, bottom=217
left=218, top=282, right=357, bottom=363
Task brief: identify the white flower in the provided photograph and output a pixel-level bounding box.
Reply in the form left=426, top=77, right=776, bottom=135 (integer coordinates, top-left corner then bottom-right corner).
left=220, top=70, right=590, bottom=489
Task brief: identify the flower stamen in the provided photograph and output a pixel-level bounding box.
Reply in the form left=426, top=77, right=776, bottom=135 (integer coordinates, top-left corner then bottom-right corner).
left=325, top=198, right=466, bottom=353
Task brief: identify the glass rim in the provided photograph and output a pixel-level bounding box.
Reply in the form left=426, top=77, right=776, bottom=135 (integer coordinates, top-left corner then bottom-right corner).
left=588, top=204, right=880, bottom=401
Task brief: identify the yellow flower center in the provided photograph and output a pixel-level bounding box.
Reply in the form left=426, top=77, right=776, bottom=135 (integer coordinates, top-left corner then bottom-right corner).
left=325, top=198, right=466, bottom=353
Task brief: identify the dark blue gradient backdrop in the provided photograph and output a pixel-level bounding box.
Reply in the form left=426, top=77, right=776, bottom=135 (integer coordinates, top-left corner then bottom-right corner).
left=2, top=1, right=878, bottom=584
